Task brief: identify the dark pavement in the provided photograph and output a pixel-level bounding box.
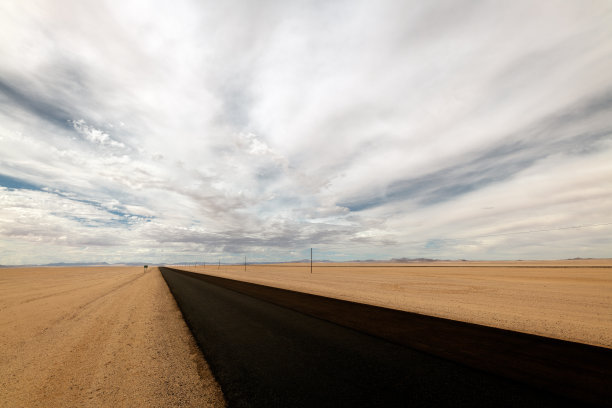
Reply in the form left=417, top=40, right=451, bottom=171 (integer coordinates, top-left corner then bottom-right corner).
left=160, top=267, right=579, bottom=408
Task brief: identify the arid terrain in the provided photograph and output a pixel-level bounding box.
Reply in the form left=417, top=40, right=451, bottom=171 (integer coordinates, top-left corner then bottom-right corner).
left=1, top=260, right=609, bottom=407
left=0, top=266, right=224, bottom=407
left=180, top=259, right=612, bottom=348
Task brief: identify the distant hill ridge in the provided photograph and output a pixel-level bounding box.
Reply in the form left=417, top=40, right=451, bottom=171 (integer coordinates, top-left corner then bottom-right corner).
left=1, top=258, right=443, bottom=268
left=0, top=262, right=149, bottom=268
left=0, top=257, right=605, bottom=268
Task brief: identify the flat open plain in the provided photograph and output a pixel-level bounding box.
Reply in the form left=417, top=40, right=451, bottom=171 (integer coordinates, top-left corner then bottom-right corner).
left=1, top=261, right=609, bottom=407
left=180, top=259, right=612, bottom=348
left=0, top=266, right=224, bottom=407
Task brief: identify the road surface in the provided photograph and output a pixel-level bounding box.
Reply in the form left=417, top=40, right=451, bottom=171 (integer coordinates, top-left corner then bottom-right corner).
left=161, top=267, right=578, bottom=408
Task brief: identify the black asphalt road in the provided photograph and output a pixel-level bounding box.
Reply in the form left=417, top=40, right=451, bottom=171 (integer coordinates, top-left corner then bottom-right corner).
left=160, top=268, right=578, bottom=408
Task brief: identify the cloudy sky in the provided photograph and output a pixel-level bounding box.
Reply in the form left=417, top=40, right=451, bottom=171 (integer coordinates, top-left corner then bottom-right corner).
left=1, top=1, right=611, bottom=265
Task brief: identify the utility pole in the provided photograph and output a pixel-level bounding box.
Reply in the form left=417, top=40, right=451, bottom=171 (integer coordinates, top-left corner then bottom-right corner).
left=310, top=248, right=313, bottom=274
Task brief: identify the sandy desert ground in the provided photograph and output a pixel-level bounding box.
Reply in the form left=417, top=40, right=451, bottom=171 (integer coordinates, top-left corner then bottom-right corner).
left=1, top=261, right=609, bottom=407
left=0, top=266, right=224, bottom=408
left=180, top=259, right=612, bottom=348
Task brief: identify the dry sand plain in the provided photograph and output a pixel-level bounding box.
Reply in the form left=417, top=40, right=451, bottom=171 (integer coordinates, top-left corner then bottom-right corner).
left=0, top=266, right=224, bottom=408
left=180, top=259, right=612, bottom=348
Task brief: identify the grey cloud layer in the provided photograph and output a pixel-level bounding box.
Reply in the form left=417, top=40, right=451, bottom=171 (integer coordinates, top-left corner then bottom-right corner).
left=0, top=0, right=611, bottom=264
left=341, top=89, right=612, bottom=210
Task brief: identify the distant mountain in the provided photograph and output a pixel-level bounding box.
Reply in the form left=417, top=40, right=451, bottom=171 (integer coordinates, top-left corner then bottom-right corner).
left=44, top=262, right=110, bottom=266
left=0, top=261, right=154, bottom=268
left=390, top=257, right=438, bottom=263
left=281, top=258, right=442, bottom=263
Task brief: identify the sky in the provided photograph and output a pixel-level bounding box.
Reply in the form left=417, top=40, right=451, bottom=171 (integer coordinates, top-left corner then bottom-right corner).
left=1, top=1, right=611, bottom=265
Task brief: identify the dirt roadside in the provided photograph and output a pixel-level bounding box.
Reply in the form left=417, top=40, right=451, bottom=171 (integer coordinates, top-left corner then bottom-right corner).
left=0, top=266, right=225, bottom=407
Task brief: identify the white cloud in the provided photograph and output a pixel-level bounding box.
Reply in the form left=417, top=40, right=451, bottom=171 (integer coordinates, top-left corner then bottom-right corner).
left=71, top=119, right=125, bottom=148
left=0, top=0, right=611, bottom=264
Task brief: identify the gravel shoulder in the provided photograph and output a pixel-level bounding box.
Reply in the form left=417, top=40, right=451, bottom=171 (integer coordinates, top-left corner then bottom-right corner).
left=0, top=266, right=225, bottom=407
